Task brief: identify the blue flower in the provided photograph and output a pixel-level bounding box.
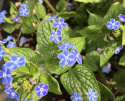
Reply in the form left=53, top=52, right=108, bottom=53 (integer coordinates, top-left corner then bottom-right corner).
left=38, top=0, right=43, bottom=4
left=6, top=35, right=12, bottom=41
left=0, top=10, right=7, bottom=23
left=52, top=18, right=68, bottom=31
left=0, top=65, right=12, bottom=84
left=102, top=63, right=111, bottom=74
left=0, top=14, right=5, bottom=23
left=106, top=19, right=120, bottom=30
left=45, top=15, right=58, bottom=21
left=71, top=49, right=82, bottom=64
left=113, top=46, right=123, bottom=54
left=87, top=88, right=98, bottom=101
left=35, top=83, right=49, bottom=97
left=2, top=39, right=8, bottom=44
left=58, top=42, right=74, bottom=50
left=119, top=14, right=125, bottom=22
left=20, top=37, right=26, bottom=44
left=5, top=55, right=26, bottom=70
left=0, top=46, right=6, bottom=61
left=19, top=8, right=29, bottom=16
left=21, top=98, right=32, bottom=101
left=13, top=16, right=21, bottom=22
left=6, top=41, right=16, bottom=48
left=4, top=83, right=12, bottom=90
left=50, top=30, right=62, bottom=43
left=1, top=10, right=7, bottom=17
left=5, top=89, right=20, bottom=101
left=70, top=92, right=83, bottom=101
left=57, top=50, right=75, bottom=66
left=20, top=4, right=28, bottom=8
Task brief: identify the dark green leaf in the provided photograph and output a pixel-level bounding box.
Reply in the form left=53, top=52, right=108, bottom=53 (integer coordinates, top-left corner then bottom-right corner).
left=60, top=64, right=101, bottom=101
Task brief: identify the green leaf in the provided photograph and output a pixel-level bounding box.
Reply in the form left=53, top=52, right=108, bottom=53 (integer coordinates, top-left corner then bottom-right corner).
left=84, top=51, right=100, bottom=71
left=40, top=73, right=62, bottom=94
left=98, top=82, right=115, bottom=101
left=60, top=64, right=101, bottom=101
left=115, top=95, right=125, bottom=101
left=37, top=21, right=70, bottom=54
left=4, top=17, right=14, bottom=24
left=122, top=26, right=125, bottom=46
left=45, top=37, right=86, bottom=75
left=35, top=3, right=46, bottom=19
left=103, top=2, right=125, bottom=25
left=56, top=0, right=68, bottom=12
left=10, top=2, right=18, bottom=15
left=0, top=84, right=5, bottom=89
left=21, top=19, right=35, bottom=34
left=113, top=71, right=125, bottom=93
left=4, top=48, right=42, bottom=74
left=100, top=42, right=117, bottom=67
left=74, top=0, right=105, bottom=3
left=88, top=11, right=103, bottom=26
left=2, top=22, right=21, bottom=33
left=58, top=11, right=76, bottom=20
left=119, top=54, right=125, bottom=66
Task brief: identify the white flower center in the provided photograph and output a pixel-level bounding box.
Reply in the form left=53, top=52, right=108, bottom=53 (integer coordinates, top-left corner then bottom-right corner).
left=40, top=88, right=43, bottom=91
left=3, top=73, right=6, bottom=77
left=11, top=93, right=15, bottom=97
left=65, top=56, right=68, bottom=59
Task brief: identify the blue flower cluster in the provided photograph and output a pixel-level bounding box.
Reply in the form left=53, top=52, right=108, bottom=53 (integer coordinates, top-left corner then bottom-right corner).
left=113, top=46, right=123, bottom=54
left=49, top=16, right=68, bottom=43
left=0, top=35, right=12, bottom=45
left=0, top=43, right=26, bottom=101
left=58, top=42, right=82, bottom=66
left=0, top=10, right=7, bottom=23
left=102, top=63, right=111, bottom=74
left=19, top=4, right=29, bottom=16
left=119, top=14, right=125, bottom=22
left=35, top=83, right=49, bottom=97
left=7, top=41, right=16, bottom=48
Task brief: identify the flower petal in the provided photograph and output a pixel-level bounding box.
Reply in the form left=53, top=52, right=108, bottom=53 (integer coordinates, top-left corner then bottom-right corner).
left=0, top=70, right=3, bottom=78
left=6, top=76, right=13, bottom=83
left=110, top=19, right=115, bottom=23
left=5, top=61, right=14, bottom=69
left=62, top=50, right=69, bottom=56
left=58, top=25, right=63, bottom=31
left=59, top=59, right=66, bottom=66
left=67, top=59, right=74, bottom=66
left=12, top=64, right=19, bottom=70
left=10, top=55, right=18, bottom=62
left=62, top=23, right=67, bottom=28
left=58, top=53, right=65, bottom=60
left=59, top=18, right=64, bottom=23
left=52, top=23, right=58, bottom=28
left=35, top=86, right=40, bottom=92
left=52, top=30, right=55, bottom=35
left=50, top=35, right=54, bottom=41
left=1, top=51, right=6, bottom=56
left=2, top=77, right=7, bottom=84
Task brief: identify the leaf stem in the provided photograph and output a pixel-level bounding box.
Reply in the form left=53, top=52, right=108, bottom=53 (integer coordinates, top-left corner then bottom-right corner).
left=69, top=69, right=88, bottom=101
left=40, top=60, right=60, bottom=72
left=44, top=0, right=56, bottom=14
left=16, top=31, right=22, bottom=42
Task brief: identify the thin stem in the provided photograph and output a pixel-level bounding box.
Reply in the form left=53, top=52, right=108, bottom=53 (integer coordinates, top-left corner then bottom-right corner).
left=44, top=0, right=56, bottom=13
left=40, top=60, right=60, bottom=72
left=16, top=31, right=22, bottom=42
left=69, top=69, right=88, bottom=101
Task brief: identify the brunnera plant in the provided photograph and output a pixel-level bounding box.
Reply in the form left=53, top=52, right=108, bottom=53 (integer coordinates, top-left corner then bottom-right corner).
left=0, top=0, right=125, bottom=101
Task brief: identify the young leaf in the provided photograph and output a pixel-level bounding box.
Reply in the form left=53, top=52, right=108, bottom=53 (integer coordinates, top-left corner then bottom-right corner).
left=88, top=11, right=103, bottom=26
left=98, top=82, right=115, bottom=101
left=56, top=0, right=68, bottom=12
left=39, top=73, right=62, bottom=95
left=35, top=2, right=46, bottom=19
left=60, top=64, right=101, bottom=101
left=10, top=2, right=18, bottom=15
left=122, top=25, right=125, bottom=46
left=119, top=54, right=125, bottom=66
